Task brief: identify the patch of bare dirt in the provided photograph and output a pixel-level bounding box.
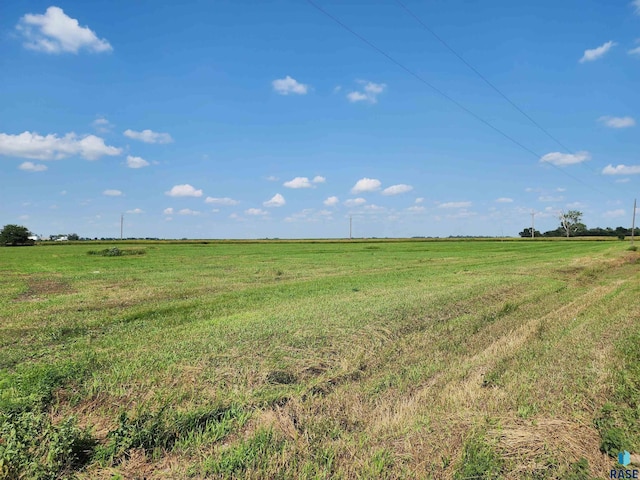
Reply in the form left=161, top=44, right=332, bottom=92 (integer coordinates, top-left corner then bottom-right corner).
left=14, top=276, right=74, bottom=301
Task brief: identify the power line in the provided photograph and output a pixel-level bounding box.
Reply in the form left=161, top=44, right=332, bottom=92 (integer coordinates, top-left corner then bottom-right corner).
left=393, top=0, right=621, bottom=194
left=393, top=0, right=574, bottom=154
left=306, top=0, right=607, bottom=197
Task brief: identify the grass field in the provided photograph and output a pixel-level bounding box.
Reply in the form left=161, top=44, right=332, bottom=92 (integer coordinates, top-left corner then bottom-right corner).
left=1, top=239, right=639, bottom=479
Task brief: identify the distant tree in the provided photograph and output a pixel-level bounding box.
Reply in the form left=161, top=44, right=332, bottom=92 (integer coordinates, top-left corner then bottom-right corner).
left=68, top=233, right=80, bottom=241
left=0, top=224, right=33, bottom=246
left=559, top=210, right=584, bottom=238
left=519, top=227, right=542, bottom=238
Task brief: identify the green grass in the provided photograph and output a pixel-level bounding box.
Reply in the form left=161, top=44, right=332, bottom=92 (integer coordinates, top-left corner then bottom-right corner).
left=0, top=239, right=638, bottom=478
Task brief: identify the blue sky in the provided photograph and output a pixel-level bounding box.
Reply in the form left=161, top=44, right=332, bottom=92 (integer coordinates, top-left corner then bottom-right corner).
left=1, top=0, right=639, bottom=238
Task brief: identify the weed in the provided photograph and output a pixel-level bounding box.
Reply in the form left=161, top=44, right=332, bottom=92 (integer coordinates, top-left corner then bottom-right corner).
left=454, top=433, right=503, bottom=479
left=96, top=405, right=245, bottom=464
left=201, top=428, right=285, bottom=477
left=87, top=247, right=146, bottom=256
left=0, top=411, right=96, bottom=479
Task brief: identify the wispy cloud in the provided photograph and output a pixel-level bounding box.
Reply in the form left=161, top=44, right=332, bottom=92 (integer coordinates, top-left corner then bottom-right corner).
left=438, top=201, right=471, bottom=208
left=16, top=6, right=112, bottom=54
left=344, top=198, right=366, bottom=207
left=92, top=116, right=113, bottom=133
left=312, top=175, right=326, bottom=184
left=272, top=76, right=309, bottom=95
left=178, top=208, right=200, bottom=215
left=165, top=184, right=203, bottom=197
left=347, top=81, right=386, bottom=104
left=124, top=129, right=173, bottom=144
left=598, top=116, right=635, bottom=128
left=538, top=195, right=563, bottom=202
left=18, top=161, right=47, bottom=172
left=205, top=197, right=239, bottom=205
left=495, top=197, right=513, bottom=203
left=603, top=209, right=626, bottom=218
left=126, top=208, right=144, bottom=214
left=103, top=189, right=122, bottom=196
left=540, top=151, right=590, bottom=166
left=382, top=184, right=413, bottom=196
left=579, top=41, right=616, bottom=63
left=602, top=164, right=640, bottom=175
left=245, top=208, right=268, bottom=216
left=632, top=0, right=640, bottom=15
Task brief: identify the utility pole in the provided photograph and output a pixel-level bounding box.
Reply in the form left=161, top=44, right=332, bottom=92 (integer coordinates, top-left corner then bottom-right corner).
left=530, top=210, right=536, bottom=239
left=120, top=214, right=124, bottom=240
left=632, top=199, right=637, bottom=247
left=349, top=215, right=352, bottom=240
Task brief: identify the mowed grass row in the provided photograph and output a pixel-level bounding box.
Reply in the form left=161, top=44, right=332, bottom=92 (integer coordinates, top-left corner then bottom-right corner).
left=0, top=240, right=638, bottom=478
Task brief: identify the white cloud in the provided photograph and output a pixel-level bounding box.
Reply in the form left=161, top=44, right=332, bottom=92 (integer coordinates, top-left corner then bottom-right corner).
left=245, top=208, right=268, bottom=216
left=351, top=177, right=381, bottom=194
left=616, top=178, right=631, bottom=183
left=312, top=175, right=326, bottom=184
left=364, top=204, right=385, bottom=211
left=539, top=195, right=563, bottom=202
left=272, top=76, right=309, bottom=95
left=382, top=184, right=413, bottom=196
left=16, top=6, right=112, bottom=54
left=284, top=177, right=313, bottom=188
left=439, top=201, right=472, bottom=208
left=165, top=184, right=203, bottom=197
left=495, top=197, right=513, bottom=203
left=566, top=202, right=585, bottom=210
left=633, top=0, right=640, bottom=15
left=126, top=155, right=150, bottom=169
left=602, top=164, right=640, bottom=175
left=415, top=197, right=424, bottom=204
left=92, top=116, right=113, bottom=133
left=263, top=193, right=286, bottom=207
left=630, top=42, right=640, bottom=56
left=579, top=41, right=616, bottom=63
left=178, top=208, right=200, bottom=216
left=103, top=189, right=122, bottom=196
left=407, top=205, right=426, bottom=213
left=344, top=198, right=367, bottom=207
left=603, top=209, right=626, bottom=218
left=540, top=151, right=590, bottom=166
left=123, top=129, right=173, bottom=144
left=205, top=197, right=239, bottom=205
left=598, top=116, right=636, bottom=128
left=324, top=196, right=339, bottom=206
left=126, top=208, right=144, bottom=214
left=0, top=131, right=121, bottom=160
left=18, top=161, right=47, bottom=172
left=266, top=175, right=279, bottom=181
left=163, top=208, right=174, bottom=215
left=347, top=81, right=386, bottom=104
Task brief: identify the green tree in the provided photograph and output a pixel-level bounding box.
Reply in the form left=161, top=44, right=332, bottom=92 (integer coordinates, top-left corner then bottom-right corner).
left=559, top=210, right=584, bottom=238
left=0, top=224, right=34, bottom=246
left=519, top=227, right=541, bottom=238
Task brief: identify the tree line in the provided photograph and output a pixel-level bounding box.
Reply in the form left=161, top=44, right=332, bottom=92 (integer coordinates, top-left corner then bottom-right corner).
left=519, top=210, right=635, bottom=239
